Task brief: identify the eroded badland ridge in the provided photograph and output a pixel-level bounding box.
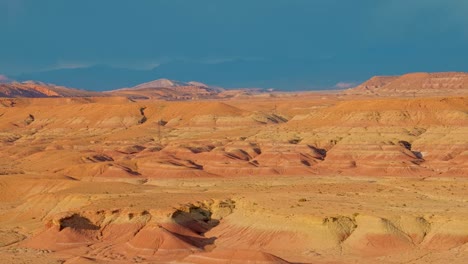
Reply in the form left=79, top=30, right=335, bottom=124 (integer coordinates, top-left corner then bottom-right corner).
left=0, top=72, right=467, bottom=264
left=346, top=72, right=468, bottom=96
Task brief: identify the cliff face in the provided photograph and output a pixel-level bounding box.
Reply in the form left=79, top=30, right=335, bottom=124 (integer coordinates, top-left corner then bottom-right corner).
left=347, top=72, right=468, bottom=96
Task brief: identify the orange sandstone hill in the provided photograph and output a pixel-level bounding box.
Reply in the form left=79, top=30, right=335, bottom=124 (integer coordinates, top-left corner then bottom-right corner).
left=346, top=72, right=468, bottom=96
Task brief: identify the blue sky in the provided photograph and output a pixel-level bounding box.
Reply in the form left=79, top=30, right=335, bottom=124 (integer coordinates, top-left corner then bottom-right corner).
left=0, top=0, right=467, bottom=90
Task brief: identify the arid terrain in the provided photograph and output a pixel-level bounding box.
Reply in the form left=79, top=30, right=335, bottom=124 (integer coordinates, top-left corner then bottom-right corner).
left=0, top=72, right=467, bottom=263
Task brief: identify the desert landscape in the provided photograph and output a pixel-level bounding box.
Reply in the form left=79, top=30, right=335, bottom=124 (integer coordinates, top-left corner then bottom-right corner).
left=0, top=72, right=466, bottom=263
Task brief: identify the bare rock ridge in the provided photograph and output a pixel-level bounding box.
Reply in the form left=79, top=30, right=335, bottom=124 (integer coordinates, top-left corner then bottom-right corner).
left=347, top=72, right=468, bottom=96
left=0, top=81, right=102, bottom=98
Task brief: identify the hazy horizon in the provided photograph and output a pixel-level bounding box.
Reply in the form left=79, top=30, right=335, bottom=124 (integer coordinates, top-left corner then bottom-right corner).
left=1, top=0, right=467, bottom=91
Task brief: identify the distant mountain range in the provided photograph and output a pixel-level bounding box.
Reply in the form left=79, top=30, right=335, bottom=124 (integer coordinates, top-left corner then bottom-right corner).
left=1, top=72, right=467, bottom=99
left=0, top=78, right=234, bottom=100
left=126, top=79, right=211, bottom=90
left=0, top=81, right=101, bottom=98
left=12, top=59, right=372, bottom=91
left=108, top=79, right=225, bottom=100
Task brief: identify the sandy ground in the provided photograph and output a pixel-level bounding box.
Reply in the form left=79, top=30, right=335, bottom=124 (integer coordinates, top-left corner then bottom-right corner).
left=0, top=94, right=467, bottom=263
left=0, top=176, right=467, bottom=263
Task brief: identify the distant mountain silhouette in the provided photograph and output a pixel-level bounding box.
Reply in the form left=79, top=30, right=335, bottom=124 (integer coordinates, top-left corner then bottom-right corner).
left=129, top=78, right=200, bottom=90
left=15, top=59, right=373, bottom=91
left=108, top=78, right=224, bottom=100
left=16, top=65, right=148, bottom=91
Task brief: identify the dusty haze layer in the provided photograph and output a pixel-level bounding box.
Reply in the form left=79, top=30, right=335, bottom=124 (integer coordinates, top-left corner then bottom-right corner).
left=0, top=81, right=467, bottom=264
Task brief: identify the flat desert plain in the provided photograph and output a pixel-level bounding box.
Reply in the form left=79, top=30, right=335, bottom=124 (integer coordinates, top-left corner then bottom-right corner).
left=0, top=92, right=467, bottom=264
